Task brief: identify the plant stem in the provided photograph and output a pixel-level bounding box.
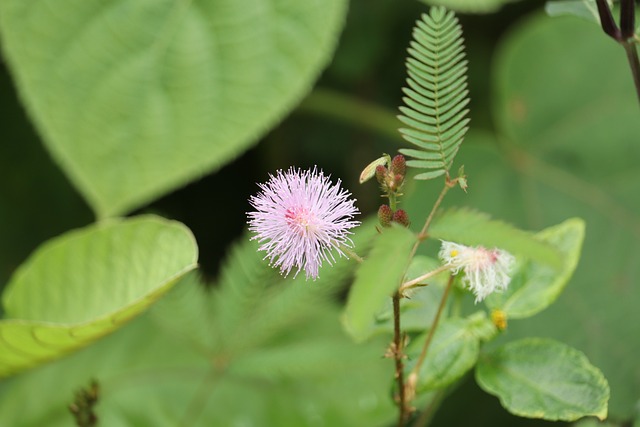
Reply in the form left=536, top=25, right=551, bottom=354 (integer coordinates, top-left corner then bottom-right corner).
left=623, top=42, right=640, bottom=104
left=399, top=264, right=452, bottom=293
left=418, top=183, right=451, bottom=241
left=298, top=89, right=403, bottom=143
left=392, top=291, right=408, bottom=427
left=409, top=274, right=455, bottom=380
left=389, top=191, right=398, bottom=212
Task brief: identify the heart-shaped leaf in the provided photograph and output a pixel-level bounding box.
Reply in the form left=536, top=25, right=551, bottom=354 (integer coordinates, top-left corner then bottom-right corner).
left=0, top=215, right=198, bottom=377
left=0, top=0, right=348, bottom=217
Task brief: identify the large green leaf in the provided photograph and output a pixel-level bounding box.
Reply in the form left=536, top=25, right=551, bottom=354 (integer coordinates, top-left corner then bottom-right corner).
left=486, top=218, right=585, bottom=319
left=342, top=225, right=416, bottom=342
left=476, top=338, right=610, bottom=421
left=0, top=0, right=348, bottom=217
left=0, top=311, right=394, bottom=427
left=0, top=228, right=395, bottom=426
left=0, top=215, right=198, bottom=377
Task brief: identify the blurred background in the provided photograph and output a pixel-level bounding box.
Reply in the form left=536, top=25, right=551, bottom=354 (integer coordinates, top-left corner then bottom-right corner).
left=1, top=0, right=638, bottom=425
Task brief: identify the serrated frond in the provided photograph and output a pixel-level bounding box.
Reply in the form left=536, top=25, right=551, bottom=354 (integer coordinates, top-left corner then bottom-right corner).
left=151, top=220, right=379, bottom=356
left=398, top=7, right=470, bottom=180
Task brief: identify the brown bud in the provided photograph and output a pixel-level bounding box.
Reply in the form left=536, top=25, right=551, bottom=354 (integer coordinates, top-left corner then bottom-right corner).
left=375, top=165, right=388, bottom=185
left=390, top=155, right=406, bottom=176
left=378, top=205, right=393, bottom=227
left=392, top=209, right=410, bottom=227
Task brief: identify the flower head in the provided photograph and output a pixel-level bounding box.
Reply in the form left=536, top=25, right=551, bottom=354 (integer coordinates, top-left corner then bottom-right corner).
left=247, top=167, right=360, bottom=280
left=439, top=241, right=515, bottom=302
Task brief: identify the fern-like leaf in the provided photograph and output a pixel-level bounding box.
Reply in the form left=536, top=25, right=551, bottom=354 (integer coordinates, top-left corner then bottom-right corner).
left=398, top=7, right=470, bottom=180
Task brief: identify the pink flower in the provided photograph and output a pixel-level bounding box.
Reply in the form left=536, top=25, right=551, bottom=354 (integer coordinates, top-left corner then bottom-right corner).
left=439, top=241, right=515, bottom=302
left=248, top=167, right=360, bottom=279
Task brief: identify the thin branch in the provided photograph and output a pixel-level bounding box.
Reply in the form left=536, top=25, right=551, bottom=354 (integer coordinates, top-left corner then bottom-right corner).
left=595, top=0, right=622, bottom=41
left=399, top=264, right=452, bottom=293
left=409, top=274, right=455, bottom=380
left=298, top=89, right=403, bottom=143
left=392, top=291, right=408, bottom=427
left=620, top=0, right=636, bottom=39
left=623, top=42, right=640, bottom=104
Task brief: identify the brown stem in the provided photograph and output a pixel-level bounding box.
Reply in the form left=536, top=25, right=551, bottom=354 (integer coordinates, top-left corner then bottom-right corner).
left=399, top=182, right=452, bottom=294
left=392, top=291, right=408, bottom=427
left=623, top=42, right=640, bottom=105
left=409, top=274, right=455, bottom=380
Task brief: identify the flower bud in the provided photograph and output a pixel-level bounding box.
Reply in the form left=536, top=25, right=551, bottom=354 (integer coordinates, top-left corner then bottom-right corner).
left=378, top=204, right=393, bottom=227
left=390, top=155, right=406, bottom=176
left=392, top=209, right=410, bottom=227
left=359, top=156, right=389, bottom=184
left=394, top=173, right=404, bottom=188
left=375, top=165, right=388, bottom=185
left=491, top=309, right=508, bottom=331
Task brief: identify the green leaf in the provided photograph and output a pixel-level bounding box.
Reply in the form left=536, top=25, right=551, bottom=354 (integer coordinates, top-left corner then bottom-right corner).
left=398, top=6, right=470, bottom=180
left=545, top=0, right=609, bottom=23
left=0, top=0, right=348, bottom=217
left=0, top=229, right=395, bottom=426
left=486, top=218, right=585, bottom=319
left=476, top=338, right=610, bottom=421
left=429, top=208, right=563, bottom=269
left=490, top=14, right=640, bottom=418
left=342, top=225, right=416, bottom=342
left=419, top=0, right=523, bottom=14
left=0, top=215, right=198, bottom=377
left=0, top=312, right=395, bottom=427
left=406, top=315, right=488, bottom=393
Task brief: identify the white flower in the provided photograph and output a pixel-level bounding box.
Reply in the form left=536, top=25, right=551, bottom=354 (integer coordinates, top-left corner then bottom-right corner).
left=439, top=241, right=515, bottom=303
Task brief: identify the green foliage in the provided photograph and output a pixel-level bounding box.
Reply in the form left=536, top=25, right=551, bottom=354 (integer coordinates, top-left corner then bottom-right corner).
left=0, top=216, right=197, bottom=378
left=404, top=12, right=637, bottom=419
left=429, top=208, right=563, bottom=268
left=342, top=225, right=416, bottom=342
left=405, top=315, right=490, bottom=393
left=476, top=338, right=610, bottom=421
left=490, top=14, right=640, bottom=419
left=0, top=229, right=395, bottom=426
left=0, top=0, right=348, bottom=217
left=545, top=0, right=605, bottom=22
left=486, top=218, right=585, bottom=319
left=398, top=6, right=470, bottom=180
